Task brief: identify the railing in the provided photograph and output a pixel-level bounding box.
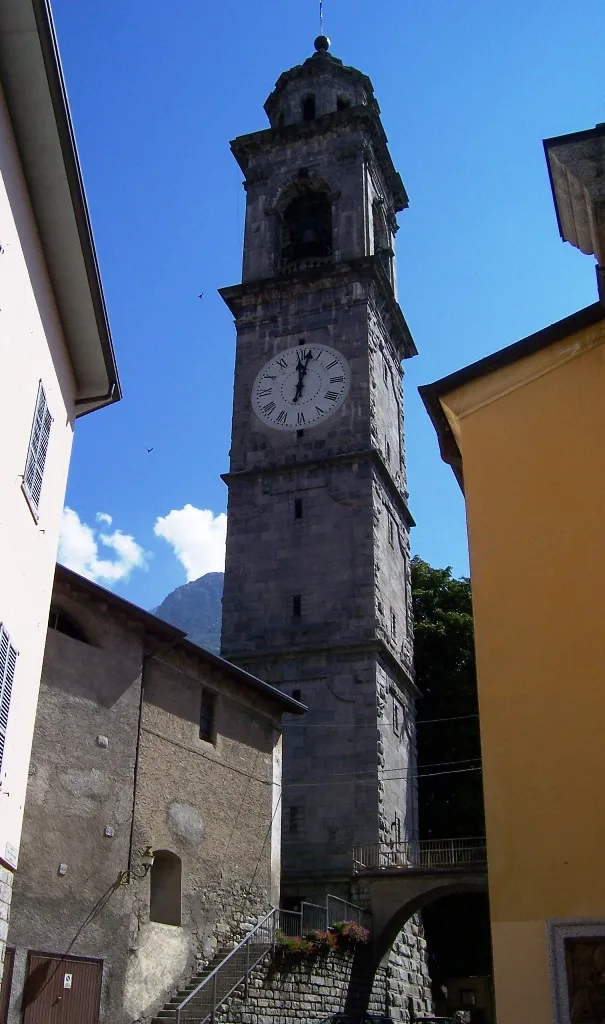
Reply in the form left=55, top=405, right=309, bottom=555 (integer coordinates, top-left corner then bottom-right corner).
left=352, top=837, right=487, bottom=873
left=176, top=896, right=372, bottom=1022
left=176, top=909, right=277, bottom=1023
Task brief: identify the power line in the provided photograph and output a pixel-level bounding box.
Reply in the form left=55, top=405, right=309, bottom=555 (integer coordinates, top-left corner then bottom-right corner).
left=282, top=766, right=483, bottom=789
left=284, top=713, right=479, bottom=728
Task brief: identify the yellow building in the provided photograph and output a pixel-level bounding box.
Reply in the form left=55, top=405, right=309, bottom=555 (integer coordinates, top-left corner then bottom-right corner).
left=420, top=121, right=605, bottom=1024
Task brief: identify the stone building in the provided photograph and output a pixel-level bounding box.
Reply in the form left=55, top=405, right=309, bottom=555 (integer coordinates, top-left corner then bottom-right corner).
left=1, top=565, right=303, bottom=1024
left=220, top=33, right=417, bottom=891
left=0, top=0, right=120, bottom=978
left=219, top=35, right=430, bottom=1017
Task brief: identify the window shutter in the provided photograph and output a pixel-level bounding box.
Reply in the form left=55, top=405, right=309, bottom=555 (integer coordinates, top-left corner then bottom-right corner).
left=0, top=625, right=18, bottom=775
left=23, top=383, right=53, bottom=513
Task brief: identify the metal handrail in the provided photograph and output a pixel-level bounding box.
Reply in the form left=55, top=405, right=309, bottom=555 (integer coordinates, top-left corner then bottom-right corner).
left=352, top=837, right=487, bottom=873
left=176, top=908, right=277, bottom=1023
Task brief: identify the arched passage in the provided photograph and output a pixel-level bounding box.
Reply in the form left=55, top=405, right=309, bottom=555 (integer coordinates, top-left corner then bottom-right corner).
left=372, top=876, right=488, bottom=965
left=149, top=850, right=182, bottom=926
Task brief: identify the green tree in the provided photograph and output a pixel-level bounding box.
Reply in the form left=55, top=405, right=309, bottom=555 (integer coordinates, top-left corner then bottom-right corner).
left=411, top=556, right=485, bottom=839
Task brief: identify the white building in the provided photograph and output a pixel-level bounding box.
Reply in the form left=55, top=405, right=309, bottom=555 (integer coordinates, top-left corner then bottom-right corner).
left=0, top=0, right=120, bottom=980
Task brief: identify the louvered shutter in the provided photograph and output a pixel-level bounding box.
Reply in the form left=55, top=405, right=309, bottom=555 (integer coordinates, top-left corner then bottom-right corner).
left=0, top=625, right=18, bottom=775
left=23, top=383, right=53, bottom=513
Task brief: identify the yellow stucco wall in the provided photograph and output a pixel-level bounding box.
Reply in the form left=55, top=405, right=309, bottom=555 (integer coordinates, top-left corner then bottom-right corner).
left=438, top=318, right=605, bottom=1024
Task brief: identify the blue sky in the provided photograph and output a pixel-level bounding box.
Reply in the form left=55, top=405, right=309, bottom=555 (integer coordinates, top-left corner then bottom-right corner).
left=54, top=0, right=602, bottom=609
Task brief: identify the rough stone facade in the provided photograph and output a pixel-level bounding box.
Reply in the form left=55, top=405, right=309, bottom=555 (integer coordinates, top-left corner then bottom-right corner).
left=4, top=566, right=300, bottom=1024
left=0, top=865, right=12, bottom=977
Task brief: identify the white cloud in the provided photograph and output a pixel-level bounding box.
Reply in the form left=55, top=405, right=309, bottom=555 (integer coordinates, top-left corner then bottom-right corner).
left=59, top=507, right=148, bottom=585
left=154, top=504, right=227, bottom=581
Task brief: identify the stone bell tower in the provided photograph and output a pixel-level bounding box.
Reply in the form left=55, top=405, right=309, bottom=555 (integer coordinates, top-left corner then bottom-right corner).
left=220, top=36, right=419, bottom=895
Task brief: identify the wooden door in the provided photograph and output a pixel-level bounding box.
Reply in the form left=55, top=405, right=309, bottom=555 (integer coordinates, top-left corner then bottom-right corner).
left=0, top=947, right=15, bottom=1024
left=22, top=954, right=102, bottom=1024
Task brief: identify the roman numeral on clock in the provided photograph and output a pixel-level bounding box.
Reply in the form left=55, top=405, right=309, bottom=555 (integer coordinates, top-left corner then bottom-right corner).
left=276, top=357, right=288, bottom=369
left=329, top=376, right=344, bottom=384
left=258, top=388, right=272, bottom=398
left=297, top=412, right=305, bottom=425
left=262, top=401, right=276, bottom=414
left=315, top=406, right=325, bottom=416
left=325, top=359, right=338, bottom=370
left=324, top=391, right=339, bottom=401
left=276, top=410, right=287, bottom=424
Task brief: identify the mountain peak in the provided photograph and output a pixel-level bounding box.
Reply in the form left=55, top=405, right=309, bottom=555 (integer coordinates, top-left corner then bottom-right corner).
left=154, top=572, right=224, bottom=653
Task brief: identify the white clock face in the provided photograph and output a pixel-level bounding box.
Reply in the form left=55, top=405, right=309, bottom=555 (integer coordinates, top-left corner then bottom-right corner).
left=251, top=344, right=351, bottom=432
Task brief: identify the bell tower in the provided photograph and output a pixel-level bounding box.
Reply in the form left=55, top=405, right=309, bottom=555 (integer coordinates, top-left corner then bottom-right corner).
left=220, top=36, right=418, bottom=892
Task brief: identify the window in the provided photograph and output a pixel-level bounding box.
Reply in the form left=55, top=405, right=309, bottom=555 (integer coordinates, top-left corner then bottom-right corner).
left=393, top=696, right=401, bottom=736
left=282, top=191, right=332, bottom=266
left=392, top=812, right=403, bottom=845
left=337, top=95, right=350, bottom=111
left=390, top=608, right=397, bottom=640
left=288, top=805, right=305, bottom=835
left=460, top=991, right=477, bottom=1007
left=150, top=850, right=182, bottom=926
left=48, top=607, right=90, bottom=644
left=199, top=689, right=216, bottom=742
left=292, top=595, right=302, bottom=618
left=296, top=429, right=305, bottom=439
left=23, top=382, right=52, bottom=515
left=292, top=688, right=302, bottom=702
left=302, top=95, right=316, bottom=121
left=0, top=625, right=18, bottom=775
left=383, top=360, right=389, bottom=385
left=294, top=498, right=303, bottom=520
left=385, top=439, right=391, bottom=463
left=388, top=515, right=394, bottom=548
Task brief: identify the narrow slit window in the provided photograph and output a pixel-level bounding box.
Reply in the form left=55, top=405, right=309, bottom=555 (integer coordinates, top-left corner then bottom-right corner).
left=288, top=805, right=305, bottom=835
left=294, top=498, right=303, bottom=520
left=0, top=625, right=18, bottom=775
left=292, top=688, right=302, bottom=702
left=390, top=608, right=397, bottom=639
left=337, top=96, right=350, bottom=112
left=296, top=429, right=305, bottom=439
left=393, top=696, right=401, bottom=736
left=383, top=360, right=389, bottom=385
left=199, top=689, right=216, bottom=742
left=388, top=515, right=395, bottom=548
left=292, top=595, right=302, bottom=618
left=386, top=440, right=391, bottom=463
left=23, top=382, right=53, bottom=515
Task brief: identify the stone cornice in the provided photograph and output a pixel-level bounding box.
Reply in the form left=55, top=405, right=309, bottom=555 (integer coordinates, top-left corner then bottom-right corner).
left=222, top=637, right=420, bottom=700
left=221, top=447, right=415, bottom=528
left=219, top=257, right=417, bottom=359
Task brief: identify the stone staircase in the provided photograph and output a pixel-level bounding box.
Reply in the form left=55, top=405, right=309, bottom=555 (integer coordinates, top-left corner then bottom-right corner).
left=151, top=946, right=236, bottom=1023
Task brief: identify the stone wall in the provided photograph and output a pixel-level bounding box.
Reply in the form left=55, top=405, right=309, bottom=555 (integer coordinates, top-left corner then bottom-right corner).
left=212, top=927, right=432, bottom=1024
left=0, top=865, right=12, bottom=979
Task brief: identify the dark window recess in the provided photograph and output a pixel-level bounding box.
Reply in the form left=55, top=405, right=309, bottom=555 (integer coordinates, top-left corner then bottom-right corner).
left=386, top=440, right=391, bottom=463
left=150, top=850, right=182, bottom=926
left=393, top=696, right=401, bottom=735
left=390, top=609, right=397, bottom=639
left=296, top=429, right=305, bottom=439
left=337, top=95, right=351, bottom=111
left=277, top=112, right=285, bottom=128
left=282, top=191, right=332, bottom=264
left=294, top=498, right=303, bottom=519
left=199, top=689, right=216, bottom=741
left=288, top=805, right=305, bottom=835
left=282, top=895, right=302, bottom=912
left=383, top=360, right=389, bottom=384
left=292, top=688, right=302, bottom=702
left=292, top=595, right=302, bottom=618
left=388, top=516, right=395, bottom=548
left=302, top=95, right=316, bottom=121
left=48, top=607, right=90, bottom=644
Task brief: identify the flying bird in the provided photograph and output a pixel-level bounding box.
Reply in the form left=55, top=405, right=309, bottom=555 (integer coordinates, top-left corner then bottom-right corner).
left=198, top=293, right=203, bottom=299
left=146, top=448, right=154, bottom=454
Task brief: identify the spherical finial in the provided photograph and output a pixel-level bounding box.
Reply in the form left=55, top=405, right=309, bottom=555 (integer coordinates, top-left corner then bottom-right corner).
left=314, top=35, right=330, bottom=52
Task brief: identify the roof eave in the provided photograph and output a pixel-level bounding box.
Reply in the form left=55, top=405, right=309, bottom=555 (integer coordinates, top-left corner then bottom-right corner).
left=0, top=0, right=121, bottom=415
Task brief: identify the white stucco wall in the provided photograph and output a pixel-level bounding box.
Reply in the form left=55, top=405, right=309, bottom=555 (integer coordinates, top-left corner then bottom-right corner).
left=0, top=78, right=76, bottom=871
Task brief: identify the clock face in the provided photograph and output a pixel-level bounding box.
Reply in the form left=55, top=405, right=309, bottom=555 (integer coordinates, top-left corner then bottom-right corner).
left=251, top=344, right=351, bottom=432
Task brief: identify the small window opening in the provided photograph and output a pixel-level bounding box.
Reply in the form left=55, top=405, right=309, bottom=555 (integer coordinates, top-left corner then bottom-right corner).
left=390, top=609, right=397, bottom=639
left=292, top=595, right=302, bottom=618
left=292, top=688, right=302, bottom=702
left=199, top=689, right=216, bottom=742
left=277, top=112, right=285, bottom=129
left=302, top=95, right=316, bottom=121
left=288, top=805, right=305, bottom=835
left=383, top=360, right=389, bottom=385
left=337, top=96, right=350, bottom=112
left=296, top=429, right=305, bottom=439
left=386, top=440, right=391, bottom=463
left=393, top=696, right=401, bottom=735
left=150, top=850, right=182, bottom=926
left=294, top=498, right=303, bottom=520
left=392, top=813, right=403, bottom=844
left=388, top=516, right=395, bottom=548
left=48, top=607, right=90, bottom=645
